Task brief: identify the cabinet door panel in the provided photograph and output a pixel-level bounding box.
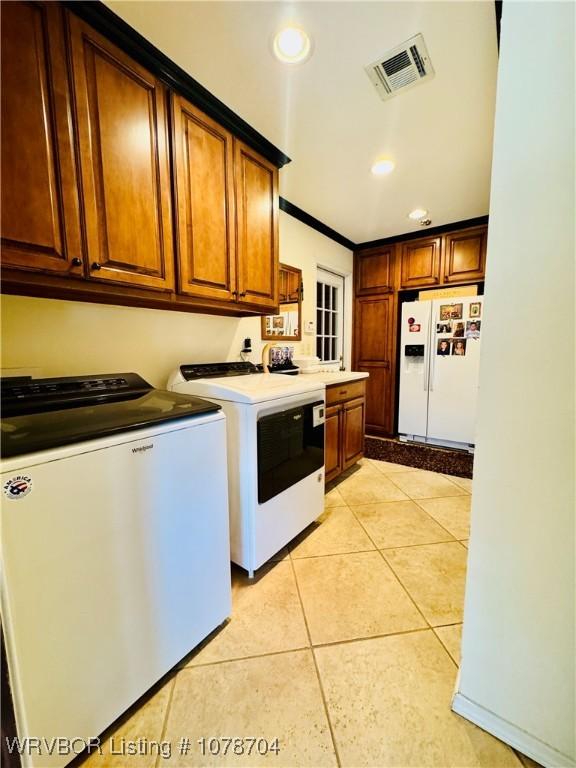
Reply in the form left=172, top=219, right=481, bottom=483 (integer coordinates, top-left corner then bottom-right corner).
left=172, top=96, right=235, bottom=301
left=325, top=405, right=343, bottom=482
left=1, top=1, right=82, bottom=274
left=343, top=397, right=365, bottom=468
left=354, top=296, right=393, bottom=365
left=235, top=140, right=278, bottom=309
left=359, top=366, right=394, bottom=435
left=286, top=268, right=301, bottom=302
left=443, top=227, right=487, bottom=284
left=68, top=14, right=174, bottom=291
left=355, top=247, right=395, bottom=295
left=354, top=294, right=396, bottom=436
left=400, top=237, right=441, bottom=288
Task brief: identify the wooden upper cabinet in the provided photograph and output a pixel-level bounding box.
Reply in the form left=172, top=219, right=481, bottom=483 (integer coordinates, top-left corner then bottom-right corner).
left=355, top=247, right=396, bottom=295
left=443, top=226, right=487, bottom=284
left=354, top=295, right=393, bottom=366
left=234, top=140, right=279, bottom=310
left=278, top=264, right=300, bottom=303
left=172, top=95, right=236, bottom=301
left=67, top=14, right=174, bottom=292
left=1, top=1, right=83, bottom=275
left=400, top=236, right=442, bottom=288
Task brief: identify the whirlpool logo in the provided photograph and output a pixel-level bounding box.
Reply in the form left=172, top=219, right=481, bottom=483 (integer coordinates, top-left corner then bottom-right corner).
left=3, top=475, right=33, bottom=500
left=131, top=444, right=154, bottom=454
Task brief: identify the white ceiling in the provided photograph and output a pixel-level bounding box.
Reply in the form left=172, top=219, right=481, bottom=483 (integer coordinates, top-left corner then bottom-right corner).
left=106, top=1, right=499, bottom=244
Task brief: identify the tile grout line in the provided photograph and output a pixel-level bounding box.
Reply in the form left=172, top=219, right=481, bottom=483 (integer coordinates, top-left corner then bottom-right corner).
left=334, top=469, right=470, bottom=552
left=337, top=490, right=469, bottom=508
left=182, top=644, right=312, bottom=671
left=431, top=626, right=461, bottom=670
left=368, top=459, right=473, bottom=487
left=312, top=625, right=432, bottom=650
left=287, top=554, right=343, bottom=768
left=182, top=622, right=465, bottom=672
left=347, top=492, right=467, bottom=655
left=290, top=540, right=462, bottom=562
left=154, top=676, right=177, bottom=768
left=410, top=498, right=468, bottom=543
left=325, top=495, right=469, bottom=553
left=346, top=505, right=434, bottom=632
left=348, top=481, right=468, bottom=671
left=378, top=540, right=457, bottom=552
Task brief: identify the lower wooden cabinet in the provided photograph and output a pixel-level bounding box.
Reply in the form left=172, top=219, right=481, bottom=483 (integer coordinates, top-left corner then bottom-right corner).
left=325, top=405, right=343, bottom=481
left=343, top=397, right=365, bottom=466
left=325, top=381, right=366, bottom=483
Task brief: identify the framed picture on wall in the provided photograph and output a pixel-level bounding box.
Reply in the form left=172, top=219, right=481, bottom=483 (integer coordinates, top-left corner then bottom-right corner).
left=470, top=302, right=482, bottom=318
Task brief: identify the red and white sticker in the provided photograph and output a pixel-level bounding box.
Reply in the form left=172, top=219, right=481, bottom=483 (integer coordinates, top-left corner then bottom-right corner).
left=3, top=475, right=33, bottom=500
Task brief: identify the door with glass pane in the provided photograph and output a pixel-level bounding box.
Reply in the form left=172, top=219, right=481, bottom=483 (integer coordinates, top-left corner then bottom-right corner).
left=316, top=269, right=344, bottom=364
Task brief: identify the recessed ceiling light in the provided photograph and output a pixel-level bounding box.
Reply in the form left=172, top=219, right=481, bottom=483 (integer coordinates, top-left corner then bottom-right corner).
left=273, top=26, right=312, bottom=64
left=408, top=208, right=429, bottom=221
left=371, top=158, right=395, bottom=176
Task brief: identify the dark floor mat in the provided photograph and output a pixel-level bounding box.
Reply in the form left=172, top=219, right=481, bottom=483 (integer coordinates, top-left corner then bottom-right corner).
left=364, top=436, right=473, bottom=478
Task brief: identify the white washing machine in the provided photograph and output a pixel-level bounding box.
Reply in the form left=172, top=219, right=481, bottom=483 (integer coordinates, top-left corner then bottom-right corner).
left=168, top=363, right=326, bottom=576
left=1, top=373, right=231, bottom=768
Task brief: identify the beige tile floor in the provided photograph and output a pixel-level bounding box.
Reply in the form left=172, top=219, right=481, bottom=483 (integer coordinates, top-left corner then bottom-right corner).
left=81, top=460, right=541, bottom=768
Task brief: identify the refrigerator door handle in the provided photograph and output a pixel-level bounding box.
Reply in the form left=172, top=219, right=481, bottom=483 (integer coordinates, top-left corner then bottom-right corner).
left=429, top=336, right=436, bottom=392
left=423, top=347, right=429, bottom=391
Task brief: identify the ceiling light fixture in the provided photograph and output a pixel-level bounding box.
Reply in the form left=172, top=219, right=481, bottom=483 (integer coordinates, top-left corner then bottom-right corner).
left=371, top=158, right=395, bottom=176
left=408, top=208, right=429, bottom=221
left=273, top=26, right=312, bottom=64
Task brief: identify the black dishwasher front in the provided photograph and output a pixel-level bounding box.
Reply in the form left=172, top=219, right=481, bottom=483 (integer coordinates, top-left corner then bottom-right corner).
left=257, top=401, right=325, bottom=503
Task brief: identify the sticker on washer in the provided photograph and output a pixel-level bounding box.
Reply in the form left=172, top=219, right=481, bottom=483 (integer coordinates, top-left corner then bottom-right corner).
left=3, top=475, right=33, bottom=500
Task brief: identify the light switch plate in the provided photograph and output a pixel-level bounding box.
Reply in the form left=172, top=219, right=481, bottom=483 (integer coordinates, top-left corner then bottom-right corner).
left=304, top=320, right=315, bottom=334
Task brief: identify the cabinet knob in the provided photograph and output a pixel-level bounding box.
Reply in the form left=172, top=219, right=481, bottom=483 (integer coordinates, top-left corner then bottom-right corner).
left=91, top=262, right=102, bottom=271
left=71, top=257, right=82, bottom=267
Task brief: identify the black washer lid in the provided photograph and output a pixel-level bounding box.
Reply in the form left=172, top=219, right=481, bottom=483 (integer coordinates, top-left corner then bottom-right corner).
left=1, top=373, right=221, bottom=459
left=1, top=372, right=152, bottom=417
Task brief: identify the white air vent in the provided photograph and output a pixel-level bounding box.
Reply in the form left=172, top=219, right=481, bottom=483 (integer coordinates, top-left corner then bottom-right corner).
left=365, top=34, right=434, bottom=101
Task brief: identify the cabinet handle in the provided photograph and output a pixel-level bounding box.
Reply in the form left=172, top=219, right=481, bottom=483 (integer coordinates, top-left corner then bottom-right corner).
left=239, top=291, right=247, bottom=298
left=71, top=257, right=82, bottom=268
left=339, top=390, right=348, bottom=395
left=232, top=290, right=238, bottom=298
left=91, top=262, right=101, bottom=271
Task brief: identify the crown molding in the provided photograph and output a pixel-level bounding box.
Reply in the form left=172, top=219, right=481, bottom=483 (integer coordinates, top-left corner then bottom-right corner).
left=63, top=1, right=291, bottom=169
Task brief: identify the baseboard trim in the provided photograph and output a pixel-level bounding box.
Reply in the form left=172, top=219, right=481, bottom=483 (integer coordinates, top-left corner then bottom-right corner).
left=452, top=692, right=575, bottom=768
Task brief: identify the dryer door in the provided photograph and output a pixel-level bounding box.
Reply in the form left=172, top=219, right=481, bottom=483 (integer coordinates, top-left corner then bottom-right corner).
left=257, top=400, right=324, bottom=503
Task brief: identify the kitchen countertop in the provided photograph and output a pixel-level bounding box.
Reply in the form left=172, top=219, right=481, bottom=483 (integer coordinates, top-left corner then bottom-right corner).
left=296, top=370, right=369, bottom=386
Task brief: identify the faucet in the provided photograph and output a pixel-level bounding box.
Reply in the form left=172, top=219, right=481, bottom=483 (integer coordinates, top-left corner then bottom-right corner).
left=261, top=343, right=274, bottom=375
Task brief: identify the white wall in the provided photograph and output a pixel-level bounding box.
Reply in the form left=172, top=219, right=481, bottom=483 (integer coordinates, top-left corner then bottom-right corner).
left=231, top=210, right=354, bottom=368
left=454, top=4, right=575, bottom=767
left=1, top=211, right=352, bottom=387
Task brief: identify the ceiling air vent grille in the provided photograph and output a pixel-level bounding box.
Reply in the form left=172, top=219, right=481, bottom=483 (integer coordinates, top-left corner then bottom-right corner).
left=365, top=34, right=434, bottom=101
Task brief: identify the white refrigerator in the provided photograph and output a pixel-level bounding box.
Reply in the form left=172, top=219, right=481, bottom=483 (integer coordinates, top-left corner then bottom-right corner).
left=398, top=295, right=484, bottom=450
